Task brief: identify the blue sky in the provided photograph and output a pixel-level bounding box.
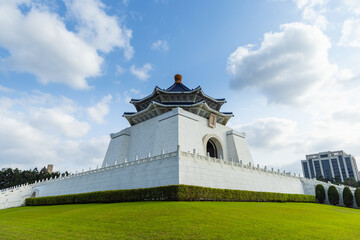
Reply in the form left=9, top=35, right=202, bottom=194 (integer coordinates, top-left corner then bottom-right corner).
left=1, top=0, right=360, bottom=175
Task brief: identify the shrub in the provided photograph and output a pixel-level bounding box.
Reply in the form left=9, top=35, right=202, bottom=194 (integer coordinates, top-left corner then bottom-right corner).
left=25, top=185, right=316, bottom=206
left=343, top=187, right=353, bottom=207
left=315, top=184, right=325, bottom=203
left=328, top=186, right=339, bottom=205
left=344, top=178, right=357, bottom=187
left=355, top=188, right=360, bottom=207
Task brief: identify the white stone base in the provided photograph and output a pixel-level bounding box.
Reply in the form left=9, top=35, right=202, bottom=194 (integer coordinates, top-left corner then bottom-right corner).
left=2, top=149, right=358, bottom=210
left=179, top=151, right=305, bottom=194
left=0, top=150, right=306, bottom=209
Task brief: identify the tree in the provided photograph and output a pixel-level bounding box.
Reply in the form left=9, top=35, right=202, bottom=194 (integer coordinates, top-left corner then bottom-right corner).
left=0, top=167, right=69, bottom=189
left=316, top=175, right=325, bottom=182
left=328, top=186, right=339, bottom=205
left=344, top=178, right=357, bottom=187
left=332, top=177, right=342, bottom=184
left=315, top=184, right=325, bottom=203
left=343, top=187, right=353, bottom=207
left=355, top=188, right=360, bottom=207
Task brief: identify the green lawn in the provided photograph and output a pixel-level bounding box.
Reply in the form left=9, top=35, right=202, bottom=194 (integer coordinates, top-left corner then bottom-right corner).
left=0, top=202, right=359, bottom=240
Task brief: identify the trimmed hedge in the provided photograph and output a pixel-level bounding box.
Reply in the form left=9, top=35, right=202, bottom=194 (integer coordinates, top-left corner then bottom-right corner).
left=328, top=186, right=339, bottom=205
left=343, top=187, right=353, bottom=207
left=355, top=188, right=360, bottom=207
left=315, top=184, right=325, bottom=203
left=25, top=185, right=315, bottom=206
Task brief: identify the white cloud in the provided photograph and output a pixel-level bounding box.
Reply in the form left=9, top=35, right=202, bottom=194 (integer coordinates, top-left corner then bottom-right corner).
left=116, top=65, right=126, bottom=74
left=87, top=94, right=112, bottom=123
left=0, top=0, right=133, bottom=89
left=130, top=63, right=153, bottom=81
left=0, top=90, right=108, bottom=171
left=344, top=0, right=360, bottom=15
left=332, top=108, right=360, bottom=123
left=55, top=136, right=109, bottom=171
left=0, top=92, right=90, bottom=138
left=0, top=1, right=103, bottom=90
left=123, top=90, right=132, bottom=104
left=130, top=88, right=140, bottom=94
left=0, top=118, right=108, bottom=171
left=0, top=115, right=57, bottom=165
left=293, top=0, right=327, bottom=30
left=338, top=18, right=360, bottom=47
left=151, top=40, right=169, bottom=52
left=122, top=0, right=130, bottom=7
left=301, top=6, right=327, bottom=30
left=226, top=11, right=360, bottom=172
left=0, top=85, right=13, bottom=92
left=64, top=0, right=134, bottom=59
left=30, top=108, right=90, bottom=138
left=235, top=80, right=360, bottom=173
left=123, top=89, right=141, bottom=104
left=129, top=11, right=142, bottom=22
left=240, top=118, right=298, bottom=150
left=124, top=96, right=131, bottom=104
left=293, top=0, right=326, bottom=9
left=227, top=22, right=338, bottom=105
left=336, top=68, right=355, bottom=81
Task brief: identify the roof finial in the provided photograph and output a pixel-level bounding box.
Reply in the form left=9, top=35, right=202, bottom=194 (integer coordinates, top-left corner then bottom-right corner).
left=174, top=74, right=182, bottom=83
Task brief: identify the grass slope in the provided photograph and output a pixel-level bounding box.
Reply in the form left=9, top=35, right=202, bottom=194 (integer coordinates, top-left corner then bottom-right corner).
left=0, top=202, right=359, bottom=240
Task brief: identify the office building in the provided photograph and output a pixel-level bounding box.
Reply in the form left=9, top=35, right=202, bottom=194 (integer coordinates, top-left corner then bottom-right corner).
left=301, top=151, right=359, bottom=181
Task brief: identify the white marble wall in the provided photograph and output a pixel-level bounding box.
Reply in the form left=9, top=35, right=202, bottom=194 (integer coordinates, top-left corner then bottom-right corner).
left=0, top=152, right=179, bottom=209
left=38, top=153, right=179, bottom=197
left=177, top=108, right=254, bottom=165
left=226, top=130, right=253, bottom=165
left=179, top=151, right=305, bottom=194
left=102, top=129, right=130, bottom=167
left=2, top=150, right=359, bottom=209
left=0, top=185, right=33, bottom=209
left=102, top=109, right=179, bottom=167
left=103, top=108, right=254, bottom=169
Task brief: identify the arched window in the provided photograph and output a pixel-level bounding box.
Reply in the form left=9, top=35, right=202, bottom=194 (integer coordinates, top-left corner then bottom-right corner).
left=207, top=139, right=218, bottom=158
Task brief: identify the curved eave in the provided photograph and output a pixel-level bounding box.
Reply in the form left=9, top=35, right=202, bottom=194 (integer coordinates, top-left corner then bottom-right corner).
left=130, top=86, right=226, bottom=104
left=130, top=86, right=226, bottom=112
left=123, top=101, right=233, bottom=126
left=130, top=86, right=162, bottom=103
left=129, top=86, right=201, bottom=104
left=156, top=87, right=226, bottom=104
left=157, top=86, right=201, bottom=94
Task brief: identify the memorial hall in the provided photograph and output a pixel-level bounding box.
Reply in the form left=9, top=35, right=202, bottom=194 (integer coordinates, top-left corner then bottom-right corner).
left=0, top=74, right=337, bottom=209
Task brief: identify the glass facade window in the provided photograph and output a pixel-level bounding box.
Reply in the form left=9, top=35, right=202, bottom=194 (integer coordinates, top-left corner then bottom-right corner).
left=345, top=157, right=354, bottom=178
left=331, top=158, right=341, bottom=180
left=303, top=162, right=310, bottom=178
left=321, top=160, right=332, bottom=179
left=302, top=152, right=358, bottom=181
left=308, top=159, right=315, bottom=178
left=339, top=156, right=347, bottom=179
left=314, top=160, right=322, bottom=177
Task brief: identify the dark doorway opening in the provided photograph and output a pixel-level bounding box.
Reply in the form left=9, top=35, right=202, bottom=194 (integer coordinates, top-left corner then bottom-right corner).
left=207, top=139, right=217, bottom=158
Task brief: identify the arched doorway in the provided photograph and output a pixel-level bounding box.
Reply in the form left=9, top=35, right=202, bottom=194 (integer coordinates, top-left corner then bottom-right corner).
left=203, top=134, right=225, bottom=160
left=207, top=139, right=218, bottom=158
left=204, top=136, right=224, bottom=159
left=31, top=192, right=36, bottom=198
